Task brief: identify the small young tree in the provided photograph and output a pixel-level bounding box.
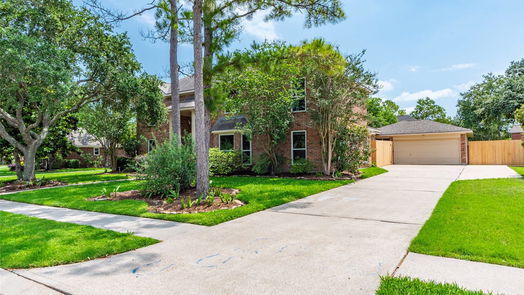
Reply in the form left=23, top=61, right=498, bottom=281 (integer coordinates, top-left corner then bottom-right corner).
left=296, top=39, right=377, bottom=175
left=218, top=43, right=300, bottom=174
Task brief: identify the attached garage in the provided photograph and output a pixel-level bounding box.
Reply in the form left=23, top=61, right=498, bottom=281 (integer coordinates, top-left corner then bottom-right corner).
left=376, top=116, right=473, bottom=165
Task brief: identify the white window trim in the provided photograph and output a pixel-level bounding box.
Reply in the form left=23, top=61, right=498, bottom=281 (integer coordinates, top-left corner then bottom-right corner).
left=93, top=147, right=100, bottom=156
left=292, top=78, right=307, bottom=113
left=241, top=134, right=252, bottom=165
left=148, top=139, right=156, bottom=153
left=291, top=130, right=307, bottom=164
left=219, top=133, right=235, bottom=152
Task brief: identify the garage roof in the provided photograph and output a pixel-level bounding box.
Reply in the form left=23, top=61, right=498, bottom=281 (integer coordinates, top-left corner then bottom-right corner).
left=378, top=120, right=473, bottom=136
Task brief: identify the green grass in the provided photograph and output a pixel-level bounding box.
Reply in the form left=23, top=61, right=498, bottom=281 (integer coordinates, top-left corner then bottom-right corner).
left=0, top=177, right=351, bottom=226
left=0, top=169, right=129, bottom=185
left=410, top=176, right=524, bottom=268
left=0, top=165, right=11, bottom=176
left=0, top=211, right=158, bottom=269
left=510, top=166, right=524, bottom=176
left=376, top=277, right=493, bottom=295
left=360, top=166, right=388, bottom=179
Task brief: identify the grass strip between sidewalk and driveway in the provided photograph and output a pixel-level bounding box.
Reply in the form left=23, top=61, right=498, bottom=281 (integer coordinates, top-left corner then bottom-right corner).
left=0, top=211, right=158, bottom=269
left=409, top=167, right=524, bottom=269
left=376, top=277, right=493, bottom=295
left=0, top=169, right=129, bottom=185
left=0, top=167, right=384, bottom=226
left=360, top=166, right=388, bottom=179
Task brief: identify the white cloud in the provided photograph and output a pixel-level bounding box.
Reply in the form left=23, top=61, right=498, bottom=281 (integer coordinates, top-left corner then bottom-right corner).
left=378, top=79, right=395, bottom=92
left=393, top=88, right=455, bottom=102
left=454, top=81, right=476, bottom=92
left=407, top=65, right=420, bottom=72
left=403, top=106, right=415, bottom=114
left=439, top=63, right=476, bottom=72
left=243, top=12, right=279, bottom=40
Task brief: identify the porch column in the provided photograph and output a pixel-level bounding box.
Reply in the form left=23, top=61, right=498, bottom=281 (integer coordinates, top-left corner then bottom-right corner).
left=191, top=110, right=196, bottom=143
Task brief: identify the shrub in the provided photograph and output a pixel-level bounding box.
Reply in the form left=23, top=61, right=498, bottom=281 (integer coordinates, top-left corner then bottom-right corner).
left=116, top=157, right=135, bottom=172
left=252, top=154, right=272, bottom=175
left=7, top=163, right=16, bottom=171
left=65, top=159, right=80, bottom=169
left=333, top=124, right=370, bottom=174
left=290, top=159, right=314, bottom=174
left=209, top=148, right=241, bottom=175
left=138, top=137, right=196, bottom=198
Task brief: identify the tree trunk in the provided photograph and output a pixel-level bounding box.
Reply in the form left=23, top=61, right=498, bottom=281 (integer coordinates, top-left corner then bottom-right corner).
left=111, top=148, right=117, bottom=172
left=22, top=145, right=38, bottom=181
left=13, top=149, right=23, bottom=181
left=193, top=0, right=209, bottom=196
left=170, top=0, right=181, bottom=142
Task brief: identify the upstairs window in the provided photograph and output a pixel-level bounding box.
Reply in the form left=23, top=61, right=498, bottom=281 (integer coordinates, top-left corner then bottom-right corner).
left=219, top=134, right=235, bottom=151
left=148, top=139, right=156, bottom=153
left=291, top=78, right=306, bottom=112
left=291, top=131, right=307, bottom=163
left=241, top=135, right=252, bottom=165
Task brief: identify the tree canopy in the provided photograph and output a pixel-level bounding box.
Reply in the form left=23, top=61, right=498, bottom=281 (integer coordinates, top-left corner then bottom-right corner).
left=457, top=59, right=524, bottom=140
left=367, top=98, right=405, bottom=128
left=0, top=0, right=165, bottom=180
left=410, top=97, right=452, bottom=124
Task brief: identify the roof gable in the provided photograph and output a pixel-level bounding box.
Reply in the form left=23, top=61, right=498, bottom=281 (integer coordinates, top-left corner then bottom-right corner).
left=378, top=120, right=472, bottom=136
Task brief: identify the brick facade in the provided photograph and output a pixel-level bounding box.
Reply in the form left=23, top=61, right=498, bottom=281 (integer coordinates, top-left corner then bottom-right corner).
left=460, top=133, right=468, bottom=164
left=139, top=93, right=366, bottom=173
left=512, top=133, right=522, bottom=140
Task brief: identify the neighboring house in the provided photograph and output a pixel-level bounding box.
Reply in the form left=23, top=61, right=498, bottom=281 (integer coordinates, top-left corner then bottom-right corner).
left=66, top=129, right=105, bottom=164
left=509, top=125, right=523, bottom=140
left=138, top=76, right=367, bottom=172
left=376, top=116, right=473, bottom=165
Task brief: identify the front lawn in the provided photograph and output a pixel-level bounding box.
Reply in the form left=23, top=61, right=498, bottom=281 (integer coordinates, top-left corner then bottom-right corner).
left=376, top=277, right=492, bottom=295
left=410, top=176, right=524, bottom=268
left=510, top=166, right=524, bottom=176
left=0, top=177, right=352, bottom=226
left=0, top=169, right=129, bottom=185
left=0, top=211, right=158, bottom=269
left=360, top=166, right=388, bottom=179
left=0, top=165, right=9, bottom=176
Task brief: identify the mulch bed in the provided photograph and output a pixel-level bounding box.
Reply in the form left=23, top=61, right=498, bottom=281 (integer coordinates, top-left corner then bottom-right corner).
left=0, top=180, right=66, bottom=193
left=88, top=188, right=244, bottom=214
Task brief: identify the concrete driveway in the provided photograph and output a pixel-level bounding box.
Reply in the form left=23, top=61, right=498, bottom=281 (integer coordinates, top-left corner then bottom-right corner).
left=5, top=165, right=518, bottom=295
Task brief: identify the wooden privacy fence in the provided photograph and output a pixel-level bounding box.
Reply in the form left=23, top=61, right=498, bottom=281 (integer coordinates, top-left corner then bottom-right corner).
left=468, top=140, right=524, bottom=165
left=371, top=139, right=393, bottom=167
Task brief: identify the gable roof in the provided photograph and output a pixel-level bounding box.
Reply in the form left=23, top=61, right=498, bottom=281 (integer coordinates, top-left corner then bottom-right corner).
left=509, top=125, right=523, bottom=134
left=378, top=120, right=473, bottom=136
left=160, top=76, right=194, bottom=96
left=397, top=115, right=417, bottom=121
left=68, top=129, right=102, bottom=148
left=211, top=116, right=247, bottom=132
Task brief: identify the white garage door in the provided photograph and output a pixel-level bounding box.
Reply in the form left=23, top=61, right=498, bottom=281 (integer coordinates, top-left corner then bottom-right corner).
left=393, top=136, right=461, bottom=165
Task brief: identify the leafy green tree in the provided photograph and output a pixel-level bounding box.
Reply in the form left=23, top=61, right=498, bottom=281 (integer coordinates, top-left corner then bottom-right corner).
left=295, top=39, right=376, bottom=175
left=516, top=105, right=524, bottom=127
left=457, top=74, right=511, bottom=140
left=0, top=0, right=163, bottom=181
left=218, top=43, right=300, bottom=175
left=410, top=97, right=452, bottom=124
left=367, top=98, right=405, bottom=127
left=457, top=60, right=524, bottom=140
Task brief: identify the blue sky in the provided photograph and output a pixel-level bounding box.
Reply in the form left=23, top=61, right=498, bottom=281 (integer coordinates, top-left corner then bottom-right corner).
left=91, top=0, right=524, bottom=116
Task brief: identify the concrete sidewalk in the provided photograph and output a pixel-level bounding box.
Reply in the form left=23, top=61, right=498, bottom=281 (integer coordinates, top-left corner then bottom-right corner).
left=0, top=165, right=520, bottom=294
left=397, top=253, right=524, bottom=295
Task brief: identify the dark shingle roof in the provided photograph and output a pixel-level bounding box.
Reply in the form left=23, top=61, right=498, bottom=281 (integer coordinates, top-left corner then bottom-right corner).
left=160, top=76, right=194, bottom=95
left=397, top=115, right=417, bottom=121
left=378, top=120, right=472, bottom=136
left=211, top=116, right=247, bottom=132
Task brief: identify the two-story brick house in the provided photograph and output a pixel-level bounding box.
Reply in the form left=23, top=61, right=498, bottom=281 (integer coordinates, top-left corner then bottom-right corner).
left=138, top=76, right=366, bottom=172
